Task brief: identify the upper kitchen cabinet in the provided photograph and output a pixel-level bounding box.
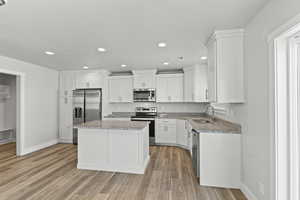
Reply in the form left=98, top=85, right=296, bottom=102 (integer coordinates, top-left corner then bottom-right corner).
left=132, top=70, right=156, bottom=89
left=207, top=29, right=244, bottom=103
left=75, top=71, right=104, bottom=89
left=108, top=76, right=133, bottom=103
left=59, top=71, right=76, bottom=97
left=183, top=65, right=208, bottom=103
left=156, top=73, right=184, bottom=102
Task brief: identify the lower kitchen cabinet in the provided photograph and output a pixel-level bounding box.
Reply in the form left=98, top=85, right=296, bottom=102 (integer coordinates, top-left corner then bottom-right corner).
left=176, top=120, right=188, bottom=147
left=199, top=132, right=241, bottom=189
left=155, top=119, right=177, bottom=144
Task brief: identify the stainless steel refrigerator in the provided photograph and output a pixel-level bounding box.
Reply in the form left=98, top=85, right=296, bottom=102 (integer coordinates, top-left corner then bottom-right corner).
left=73, top=89, right=102, bottom=144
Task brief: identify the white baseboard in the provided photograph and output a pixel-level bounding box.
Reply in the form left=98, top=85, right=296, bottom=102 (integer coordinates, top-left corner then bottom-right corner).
left=0, top=138, right=16, bottom=144
left=21, top=139, right=58, bottom=156
left=58, top=138, right=73, bottom=144
left=241, top=183, right=259, bottom=200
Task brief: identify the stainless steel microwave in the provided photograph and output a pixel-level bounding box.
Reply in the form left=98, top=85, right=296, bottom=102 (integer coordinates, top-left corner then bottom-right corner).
left=133, top=89, right=156, bottom=102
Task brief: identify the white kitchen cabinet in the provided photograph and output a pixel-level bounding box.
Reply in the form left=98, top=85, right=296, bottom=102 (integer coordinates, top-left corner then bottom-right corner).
left=156, top=74, right=184, bottom=102
left=207, top=29, right=244, bottom=103
left=155, top=119, right=177, bottom=144
left=108, top=76, right=133, bottom=103
left=183, top=65, right=208, bottom=103
left=176, top=120, right=188, bottom=147
left=199, top=132, right=241, bottom=188
left=59, top=71, right=76, bottom=97
left=76, top=71, right=104, bottom=89
left=59, top=96, right=73, bottom=143
left=132, top=70, right=156, bottom=89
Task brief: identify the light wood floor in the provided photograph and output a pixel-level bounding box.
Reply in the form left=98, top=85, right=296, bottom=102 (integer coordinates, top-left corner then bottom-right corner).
left=0, top=143, right=247, bottom=200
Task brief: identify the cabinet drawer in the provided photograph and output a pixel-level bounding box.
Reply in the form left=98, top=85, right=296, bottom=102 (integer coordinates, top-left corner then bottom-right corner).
left=156, top=119, right=176, bottom=126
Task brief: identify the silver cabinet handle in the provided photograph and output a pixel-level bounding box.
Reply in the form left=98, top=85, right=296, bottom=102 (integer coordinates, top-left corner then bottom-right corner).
left=205, top=89, right=208, bottom=100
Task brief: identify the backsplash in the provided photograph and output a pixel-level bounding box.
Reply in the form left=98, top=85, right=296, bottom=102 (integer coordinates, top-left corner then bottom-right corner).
left=107, top=103, right=208, bottom=113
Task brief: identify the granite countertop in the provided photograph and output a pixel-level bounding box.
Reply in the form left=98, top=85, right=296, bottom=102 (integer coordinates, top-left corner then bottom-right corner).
left=103, top=112, right=241, bottom=134
left=157, top=113, right=241, bottom=134
left=74, top=120, right=149, bottom=130
left=188, top=117, right=241, bottom=134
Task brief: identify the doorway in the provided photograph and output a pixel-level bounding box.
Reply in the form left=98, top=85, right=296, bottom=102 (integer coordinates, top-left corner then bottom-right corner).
left=0, top=73, right=17, bottom=156
left=270, top=19, right=300, bottom=200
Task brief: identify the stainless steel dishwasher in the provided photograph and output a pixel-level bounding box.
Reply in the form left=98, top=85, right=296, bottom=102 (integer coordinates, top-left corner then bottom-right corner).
left=192, top=129, right=200, bottom=182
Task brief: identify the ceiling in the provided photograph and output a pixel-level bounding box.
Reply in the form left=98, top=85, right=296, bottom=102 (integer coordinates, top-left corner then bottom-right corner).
left=0, top=0, right=268, bottom=71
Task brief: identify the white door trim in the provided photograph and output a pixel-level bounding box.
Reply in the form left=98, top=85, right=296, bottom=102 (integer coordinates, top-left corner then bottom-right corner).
left=0, top=68, right=25, bottom=156
left=268, top=13, right=300, bottom=200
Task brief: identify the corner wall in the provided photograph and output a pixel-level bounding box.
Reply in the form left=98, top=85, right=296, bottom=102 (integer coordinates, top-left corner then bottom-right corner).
left=0, top=55, right=59, bottom=153
left=229, top=0, right=300, bottom=199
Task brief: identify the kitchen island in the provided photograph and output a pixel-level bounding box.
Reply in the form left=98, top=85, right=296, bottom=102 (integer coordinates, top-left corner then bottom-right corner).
left=75, top=120, right=150, bottom=174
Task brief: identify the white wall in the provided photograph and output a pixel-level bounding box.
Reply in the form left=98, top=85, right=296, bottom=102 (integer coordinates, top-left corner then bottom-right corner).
left=0, top=55, right=59, bottom=151
left=224, top=1, right=300, bottom=199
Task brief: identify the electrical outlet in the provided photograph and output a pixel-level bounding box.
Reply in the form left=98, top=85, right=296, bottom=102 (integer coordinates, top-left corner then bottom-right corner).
left=258, top=182, right=265, bottom=195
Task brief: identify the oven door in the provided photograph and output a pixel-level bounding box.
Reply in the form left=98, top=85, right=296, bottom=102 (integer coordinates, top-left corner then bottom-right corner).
left=131, top=118, right=155, bottom=145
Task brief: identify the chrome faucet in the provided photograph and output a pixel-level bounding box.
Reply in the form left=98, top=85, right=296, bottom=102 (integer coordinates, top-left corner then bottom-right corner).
left=206, top=105, right=215, bottom=119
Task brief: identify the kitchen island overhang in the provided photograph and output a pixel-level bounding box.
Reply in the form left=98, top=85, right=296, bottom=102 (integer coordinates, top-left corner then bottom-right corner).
left=75, top=120, right=150, bottom=174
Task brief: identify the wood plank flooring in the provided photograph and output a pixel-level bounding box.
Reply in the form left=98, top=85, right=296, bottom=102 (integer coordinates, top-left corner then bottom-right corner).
left=0, top=143, right=247, bottom=200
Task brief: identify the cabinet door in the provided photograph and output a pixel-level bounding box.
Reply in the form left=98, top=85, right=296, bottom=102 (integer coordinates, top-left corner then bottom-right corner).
left=155, top=120, right=176, bottom=144
left=76, top=71, right=103, bottom=89
left=60, top=71, right=75, bottom=97
left=119, top=77, right=133, bottom=102
left=109, top=78, right=121, bottom=102
left=156, top=76, right=168, bottom=102
left=167, top=75, right=183, bottom=102
left=109, top=130, right=140, bottom=167
left=134, top=74, right=155, bottom=89
left=59, top=96, right=73, bottom=142
left=207, top=39, right=217, bottom=102
left=88, top=72, right=104, bottom=88
left=194, top=65, right=208, bottom=102
left=176, top=120, right=188, bottom=147
left=109, top=77, right=133, bottom=103
left=184, top=70, right=194, bottom=102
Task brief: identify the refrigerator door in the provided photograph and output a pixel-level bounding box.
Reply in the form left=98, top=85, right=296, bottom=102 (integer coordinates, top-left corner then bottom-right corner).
left=73, top=90, right=85, bottom=125
left=85, top=89, right=102, bottom=122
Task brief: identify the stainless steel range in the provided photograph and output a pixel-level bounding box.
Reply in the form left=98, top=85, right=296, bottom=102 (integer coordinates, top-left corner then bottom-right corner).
left=131, top=107, right=157, bottom=145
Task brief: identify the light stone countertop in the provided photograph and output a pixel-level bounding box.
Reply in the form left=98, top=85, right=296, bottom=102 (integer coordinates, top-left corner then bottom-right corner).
left=103, top=112, right=241, bottom=134
left=74, top=120, right=149, bottom=130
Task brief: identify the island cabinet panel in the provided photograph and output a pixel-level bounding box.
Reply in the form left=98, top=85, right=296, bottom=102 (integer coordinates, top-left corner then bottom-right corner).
left=109, top=130, right=140, bottom=168
left=77, top=126, right=150, bottom=174
left=78, top=129, right=109, bottom=167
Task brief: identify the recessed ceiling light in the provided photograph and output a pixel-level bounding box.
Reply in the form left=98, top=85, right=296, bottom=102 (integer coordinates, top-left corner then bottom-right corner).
left=163, top=62, right=169, bottom=66
left=121, top=64, right=127, bottom=68
left=158, top=42, right=167, bottom=48
left=97, top=48, right=107, bottom=52
left=45, top=51, right=55, bottom=55
left=201, top=56, right=208, bottom=60
left=83, top=66, right=89, bottom=70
